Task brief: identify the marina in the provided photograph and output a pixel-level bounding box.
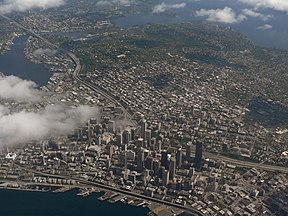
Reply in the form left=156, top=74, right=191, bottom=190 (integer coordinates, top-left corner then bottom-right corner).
left=0, top=188, right=149, bottom=216
left=0, top=183, right=178, bottom=216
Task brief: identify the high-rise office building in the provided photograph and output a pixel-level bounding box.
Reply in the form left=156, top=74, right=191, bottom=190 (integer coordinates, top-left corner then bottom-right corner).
left=145, top=129, right=152, bottom=146
left=124, top=144, right=128, bottom=179
left=169, top=156, right=176, bottom=180
left=157, top=141, right=162, bottom=151
left=123, top=129, right=131, bottom=144
left=108, top=120, right=116, bottom=134
left=194, top=140, right=203, bottom=169
left=222, top=143, right=229, bottom=153
left=151, top=137, right=156, bottom=150
left=144, top=156, right=153, bottom=170
left=130, top=127, right=136, bottom=140
left=153, top=159, right=160, bottom=176
left=140, top=118, right=147, bottom=140
left=108, top=144, right=115, bottom=159
left=95, top=135, right=101, bottom=145
left=186, top=142, right=193, bottom=159
left=162, top=169, right=169, bottom=186
left=159, top=166, right=166, bottom=179
left=116, top=133, right=122, bottom=146
left=188, top=167, right=195, bottom=178
left=137, top=149, right=144, bottom=172
left=106, top=159, right=111, bottom=169
left=143, top=140, right=148, bottom=148
left=94, top=124, right=102, bottom=135
left=128, top=174, right=136, bottom=184
left=136, top=138, right=144, bottom=149
left=161, top=150, right=168, bottom=169
left=176, top=147, right=182, bottom=168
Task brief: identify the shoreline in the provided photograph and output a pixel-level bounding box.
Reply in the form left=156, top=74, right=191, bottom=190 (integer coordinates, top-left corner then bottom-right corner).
left=0, top=186, right=50, bottom=193
left=0, top=184, right=168, bottom=215
left=0, top=186, right=150, bottom=216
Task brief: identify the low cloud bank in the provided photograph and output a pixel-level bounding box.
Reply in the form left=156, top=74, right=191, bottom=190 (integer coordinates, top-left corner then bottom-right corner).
left=33, top=48, right=57, bottom=57
left=196, top=7, right=246, bottom=24
left=0, top=104, right=98, bottom=146
left=152, top=2, right=187, bottom=14
left=0, top=75, right=41, bottom=102
left=0, top=0, right=65, bottom=14
left=0, top=75, right=99, bottom=146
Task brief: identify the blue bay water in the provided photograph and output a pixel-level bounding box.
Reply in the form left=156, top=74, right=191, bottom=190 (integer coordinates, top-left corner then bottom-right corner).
left=0, top=189, right=149, bottom=216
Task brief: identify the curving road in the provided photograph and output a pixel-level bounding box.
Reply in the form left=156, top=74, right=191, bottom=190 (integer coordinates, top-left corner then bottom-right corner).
left=1, top=14, right=136, bottom=127
left=68, top=52, right=137, bottom=127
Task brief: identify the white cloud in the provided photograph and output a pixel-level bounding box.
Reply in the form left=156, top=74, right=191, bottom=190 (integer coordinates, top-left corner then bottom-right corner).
left=0, top=0, right=64, bottom=14
left=257, top=24, right=272, bottom=30
left=0, top=104, right=98, bottom=146
left=0, top=75, right=41, bottom=102
left=152, top=2, right=187, bottom=14
left=96, top=0, right=133, bottom=6
left=195, top=7, right=247, bottom=24
left=239, top=0, right=288, bottom=12
left=0, top=75, right=99, bottom=146
left=33, top=48, right=57, bottom=57
left=242, top=8, right=273, bottom=21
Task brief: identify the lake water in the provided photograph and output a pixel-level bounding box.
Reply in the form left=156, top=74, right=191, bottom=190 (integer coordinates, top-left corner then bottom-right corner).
left=0, top=35, right=52, bottom=86
left=0, top=189, right=149, bottom=216
left=114, top=0, right=288, bottom=50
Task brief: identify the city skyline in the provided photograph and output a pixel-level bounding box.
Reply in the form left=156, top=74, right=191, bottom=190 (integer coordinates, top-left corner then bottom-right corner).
left=0, top=0, right=287, bottom=216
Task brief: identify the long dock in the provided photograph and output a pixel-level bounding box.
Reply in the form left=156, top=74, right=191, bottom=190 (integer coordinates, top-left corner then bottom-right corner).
left=53, top=187, right=74, bottom=193
left=98, top=191, right=118, bottom=201
left=77, top=187, right=100, bottom=197
left=108, top=194, right=127, bottom=203
left=148, top=204, right=184, bottom=216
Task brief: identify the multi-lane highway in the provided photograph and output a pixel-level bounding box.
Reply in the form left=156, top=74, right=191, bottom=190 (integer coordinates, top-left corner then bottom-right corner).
left=204, top=152, right=288, bottom=173
left=68, top=52, right=137, bottom=127
left=13, top=163, right=204, bottom=216
left=1, top=14, right=137, bottom=127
